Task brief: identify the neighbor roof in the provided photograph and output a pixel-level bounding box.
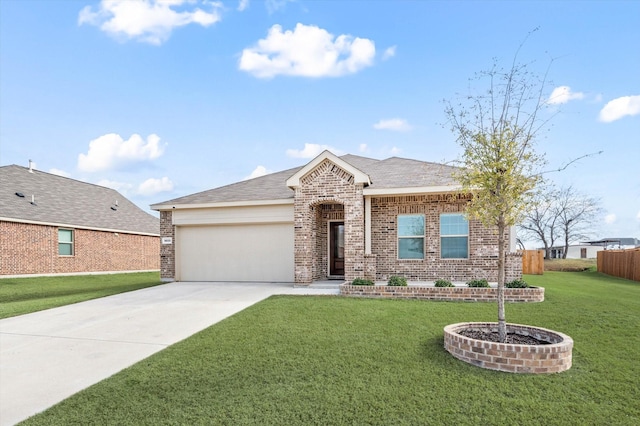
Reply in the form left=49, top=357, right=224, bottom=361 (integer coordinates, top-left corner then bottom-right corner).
left=152, top=153, right=459, bottom=208
left=0, top=165, right=159, bottom=235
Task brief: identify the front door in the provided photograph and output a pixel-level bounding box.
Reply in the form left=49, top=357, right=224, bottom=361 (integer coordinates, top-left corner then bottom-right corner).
left=329, top=222, right=345, bottom=277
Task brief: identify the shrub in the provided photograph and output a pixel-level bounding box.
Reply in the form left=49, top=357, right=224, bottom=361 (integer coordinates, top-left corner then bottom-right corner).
left=351, top=278, right=374, bottom=286
left=466, top=279, right=489, bottom=288
left=388, top=276, right=408, bottom=286
left=434, top=279, right=454, bottom=287
left=505, top=279, right=529, bottom=288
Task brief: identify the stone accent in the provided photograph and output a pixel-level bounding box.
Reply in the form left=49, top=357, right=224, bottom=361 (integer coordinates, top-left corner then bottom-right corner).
left=159, top=211, right=175, bottom=281
left=0, top=220, right=159, bottom=276
left=340, top=284, right=544, bottom=302
left=444, top=322, right=573, bottom=373
left=370, top=194, right=522, bottom=282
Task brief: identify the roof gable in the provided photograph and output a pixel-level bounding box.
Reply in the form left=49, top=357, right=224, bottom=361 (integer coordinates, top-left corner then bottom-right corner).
left=0, top=165, right=159, bottom=235
left=286, top=150, right=371, bottom=189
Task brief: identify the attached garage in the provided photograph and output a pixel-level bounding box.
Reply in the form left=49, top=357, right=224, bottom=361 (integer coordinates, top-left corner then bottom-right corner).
left=171, top=203, right=294, bottom=282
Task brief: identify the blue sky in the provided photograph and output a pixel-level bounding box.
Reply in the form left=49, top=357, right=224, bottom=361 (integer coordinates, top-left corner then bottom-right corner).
left=1, top=0, right=639, bottom=244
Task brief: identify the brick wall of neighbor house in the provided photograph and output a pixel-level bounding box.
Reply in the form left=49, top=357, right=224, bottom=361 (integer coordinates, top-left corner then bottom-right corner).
left=370, top=194, right=522, bottom=282
left=294, top=160, right=365, bottom=284
left=0, top=221, right=159, bottom=276
left=159, top=211, right=175, bottom=281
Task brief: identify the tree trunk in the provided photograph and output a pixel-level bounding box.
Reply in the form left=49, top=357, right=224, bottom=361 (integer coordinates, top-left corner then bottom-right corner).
left=497, top=217, right=506, bottom=342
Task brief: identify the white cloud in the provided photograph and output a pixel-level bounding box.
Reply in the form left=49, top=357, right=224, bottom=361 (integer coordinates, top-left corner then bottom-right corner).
left=239, top=23, right=376, bottom=79
left=599, top=95, right=640, bottom=122
left=389, top=146, right=401, bottom=156
left=78, top=133, right=165, bottom=172
left=373, top=118, right=412, bottom=132
left=605, top=213, right=617, bottom=224
left=266, top=0, right=293, bottom=14
left=78, top=0, right=222, bottom=45
left=238, top=0, right=249, bottom=11
left=382, top=45, right=396, bottom=60
left=97, top=179, right=134, bottom=195
left=138, top=177, right=174, bottom=196
left=547, top=86, right=585, bottom=105
left=286, top=143, right=345, bottom=159
left=359, top=143, right=368, bottom=153
left=49, top=168, right=71, bottom=178
left=637, top=210, right=640, bottom=221
left=244, top=165, right=272, bottom=180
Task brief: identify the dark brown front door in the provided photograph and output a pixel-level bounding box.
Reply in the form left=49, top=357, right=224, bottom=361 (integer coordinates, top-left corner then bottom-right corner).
left=329, top=222, right=345, bottom=276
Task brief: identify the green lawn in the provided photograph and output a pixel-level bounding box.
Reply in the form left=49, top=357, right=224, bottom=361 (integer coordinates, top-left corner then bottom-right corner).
left=21, top=271, right=640, bottom=425
left=0, top=272, right=163, bottom=319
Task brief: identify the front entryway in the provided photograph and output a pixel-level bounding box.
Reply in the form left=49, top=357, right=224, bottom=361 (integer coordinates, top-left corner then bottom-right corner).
left=329, top=221, right=345, bottom=277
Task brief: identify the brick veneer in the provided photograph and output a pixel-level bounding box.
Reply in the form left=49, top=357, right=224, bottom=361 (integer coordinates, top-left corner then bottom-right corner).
left=0, top=221, right=159, bottom=276
left=444, top=322, right=573, bottom=373
left=340, top=284, right=544, bottom=302
left=370, top=194, right=522, bottom=282
left=159, top=210, right=175, bottom=281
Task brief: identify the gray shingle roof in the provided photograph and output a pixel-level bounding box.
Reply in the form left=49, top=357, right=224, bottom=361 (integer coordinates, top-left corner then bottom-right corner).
left=152, top=154, right=459, bottom=207
left=1, top=165, right=159, bottom=235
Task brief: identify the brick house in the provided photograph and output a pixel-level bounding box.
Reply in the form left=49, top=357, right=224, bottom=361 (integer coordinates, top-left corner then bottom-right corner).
left=151, top=151, right=522, bottom=284
left=0, top=164, right=160, bottom=276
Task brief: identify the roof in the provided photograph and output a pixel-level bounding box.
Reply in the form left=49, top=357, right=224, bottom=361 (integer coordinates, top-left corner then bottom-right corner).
left=152, top=152, right=460, bottom=209
left=0, top=165, right=159, bottom=235
left=583, top=238, right=640, bottom=247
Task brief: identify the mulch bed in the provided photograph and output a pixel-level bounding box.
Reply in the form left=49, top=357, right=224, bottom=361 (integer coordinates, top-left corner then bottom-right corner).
left=457, top=328, right=550, bottom=345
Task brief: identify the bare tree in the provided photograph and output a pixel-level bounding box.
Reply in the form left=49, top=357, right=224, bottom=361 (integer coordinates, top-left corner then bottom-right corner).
left=554, top=186, right=604, bottom=258
left=518, top=185, right=560, bottom=259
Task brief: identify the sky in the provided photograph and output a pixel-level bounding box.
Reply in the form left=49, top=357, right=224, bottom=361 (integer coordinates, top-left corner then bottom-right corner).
left=1, top=0, right=639, bottom=246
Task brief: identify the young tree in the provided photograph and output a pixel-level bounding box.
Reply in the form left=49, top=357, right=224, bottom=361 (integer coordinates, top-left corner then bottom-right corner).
left=444, top=36, right=551, bottom=342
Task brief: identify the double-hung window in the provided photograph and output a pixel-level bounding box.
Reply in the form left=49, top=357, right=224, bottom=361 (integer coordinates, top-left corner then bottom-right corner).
left=398, top=214, right=425, bottom=259
left=58, top=229, right=74, bottom=256
left=440, top=214, right=468, bottom=258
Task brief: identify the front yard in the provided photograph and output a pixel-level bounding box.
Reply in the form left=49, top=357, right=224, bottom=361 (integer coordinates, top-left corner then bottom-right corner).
left=20, top=271, right=639, bottom=425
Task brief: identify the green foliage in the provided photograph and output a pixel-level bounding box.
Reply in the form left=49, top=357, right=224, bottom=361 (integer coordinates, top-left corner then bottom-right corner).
left=466, top=278, right=490, bottom=288
left=23, top=272, right=640, bottom=425
left=505, top=279, right=529, bottom=288
left=434, top=279, right=454, bottom=287
left=387, top=276, right=408, bottom=286
left=0, top=272, right=162, bottom=319
left=351, top=278, right=374, bottom=286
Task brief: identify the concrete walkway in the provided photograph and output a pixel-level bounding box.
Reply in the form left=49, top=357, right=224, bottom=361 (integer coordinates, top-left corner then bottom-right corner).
left=0, top=282, right=339, bottom=426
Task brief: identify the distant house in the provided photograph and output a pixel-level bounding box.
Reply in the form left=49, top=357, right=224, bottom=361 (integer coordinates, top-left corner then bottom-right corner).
left=583, top=238, right=640, bottom=250
left=545, top=237, right=640, bottom=259
left=0, top=164, right=160, bottom=276
left=152, top=151, right=522, bottom=284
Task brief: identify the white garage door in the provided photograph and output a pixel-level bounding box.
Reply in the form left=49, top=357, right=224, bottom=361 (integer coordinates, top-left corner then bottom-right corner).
left=176, top=223, right=294, bottom=282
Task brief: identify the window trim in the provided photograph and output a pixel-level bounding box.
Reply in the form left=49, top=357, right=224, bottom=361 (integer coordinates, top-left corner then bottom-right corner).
left=440, top=213, right=469, bottom=259
left=397, top=214, right=425, bottom=260
left=58, top=228, right=74, bottom=256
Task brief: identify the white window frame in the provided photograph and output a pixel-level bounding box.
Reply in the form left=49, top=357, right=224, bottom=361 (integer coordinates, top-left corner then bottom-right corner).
left=397, top=214, right=425, bottom=260
left=440, top=213, right=469, bottom=259
left=58, top=228, right=74, bottom=256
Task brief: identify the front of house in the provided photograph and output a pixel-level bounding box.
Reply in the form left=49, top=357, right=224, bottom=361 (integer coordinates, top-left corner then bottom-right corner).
left=151, top=151, right=521, bottom=284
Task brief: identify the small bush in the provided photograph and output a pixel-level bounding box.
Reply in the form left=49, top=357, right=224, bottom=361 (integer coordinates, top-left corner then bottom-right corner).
left=434, top=279, right=454, bottom=287
left=388, top=276, right=408, bottom=286
left=351, top=278, right=374, bottom=286
left=506, top=279, right=529, bottom=288
left=466, top=279, right=489, bottom=288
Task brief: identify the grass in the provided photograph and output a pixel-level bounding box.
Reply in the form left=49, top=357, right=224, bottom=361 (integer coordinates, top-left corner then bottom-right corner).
left=545, top=258, right=597, bottom=272
left=21, top=271, right=639, bottom=425
left=0, top=272, right=163, bottom=319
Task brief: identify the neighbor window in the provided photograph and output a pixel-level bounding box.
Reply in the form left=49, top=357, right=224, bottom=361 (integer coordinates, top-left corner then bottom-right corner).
left=398, top=214, right=425, bottom=259
left=440, top=214, right=468, bottom=258
left=58, top=229, right=74, bottom=256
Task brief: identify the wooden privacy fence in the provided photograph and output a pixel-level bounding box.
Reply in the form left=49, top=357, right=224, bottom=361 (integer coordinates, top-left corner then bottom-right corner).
left=520, top=250, right=544, bottom=275
left=597, top=248, right=640, bottom=282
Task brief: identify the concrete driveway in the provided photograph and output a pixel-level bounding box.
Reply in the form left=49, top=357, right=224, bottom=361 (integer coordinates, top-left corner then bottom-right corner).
left=0, top=281, right=338, bottom=426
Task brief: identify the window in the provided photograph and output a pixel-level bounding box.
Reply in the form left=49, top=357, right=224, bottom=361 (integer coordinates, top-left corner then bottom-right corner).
left=440, top=214, right=468, bottom=258
left=58, top=229, right=74, bottom=256
left=398, top=214, right=424, bottom=259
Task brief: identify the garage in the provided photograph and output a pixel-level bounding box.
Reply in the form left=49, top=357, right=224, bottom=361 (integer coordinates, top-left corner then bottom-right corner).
left=176, top=222, right=294, bottom=282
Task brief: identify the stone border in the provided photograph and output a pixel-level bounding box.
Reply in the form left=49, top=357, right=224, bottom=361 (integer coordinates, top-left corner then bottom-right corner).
left=340, top=284, right=544, bottom=302
left=444, top=322, right=573, bottom=373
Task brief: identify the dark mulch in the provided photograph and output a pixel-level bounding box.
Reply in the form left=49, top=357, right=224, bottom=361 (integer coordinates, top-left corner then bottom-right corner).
left=457, top=328, right=550, bottom=345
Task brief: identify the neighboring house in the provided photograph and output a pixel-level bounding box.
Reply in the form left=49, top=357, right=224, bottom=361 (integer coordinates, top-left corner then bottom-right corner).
left=0, top=164, right=160, bottom=276
left=152, top=151, right=521, bottom=285
left=547, top=244, right=603, bottom=259
left=583, top=237, right=640, bottom=250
